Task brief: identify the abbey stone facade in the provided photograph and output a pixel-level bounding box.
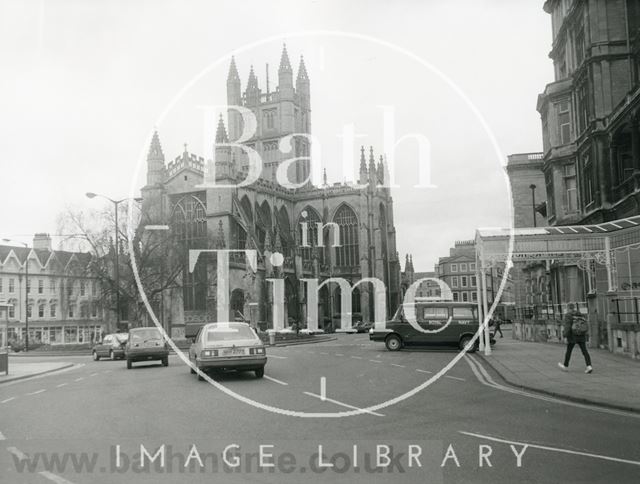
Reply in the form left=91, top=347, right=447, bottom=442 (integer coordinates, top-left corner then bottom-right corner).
left=141, top=46, right=401, bottom=338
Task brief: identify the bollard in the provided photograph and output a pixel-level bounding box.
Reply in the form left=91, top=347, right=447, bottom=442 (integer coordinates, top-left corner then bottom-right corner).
left=269, top=331, right=276, bottom=346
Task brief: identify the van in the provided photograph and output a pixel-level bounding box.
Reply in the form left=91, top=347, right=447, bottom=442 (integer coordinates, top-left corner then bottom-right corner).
left=369, top=301, right=495, bottom=352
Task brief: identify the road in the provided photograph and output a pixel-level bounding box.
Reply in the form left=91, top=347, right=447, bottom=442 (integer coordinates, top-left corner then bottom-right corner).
left=1, top=334, right=639, bottom=483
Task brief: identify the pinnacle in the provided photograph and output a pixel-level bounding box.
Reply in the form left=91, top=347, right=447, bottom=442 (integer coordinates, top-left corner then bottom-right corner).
left=215, top=115, right=228, bottom=143
left=279, top=44, right=292, bottom=72
left=296, top=55, right=308, bottom=81
left=147, top=130, right=164, bottom=161
left=227, top=56, right=240, bottom=82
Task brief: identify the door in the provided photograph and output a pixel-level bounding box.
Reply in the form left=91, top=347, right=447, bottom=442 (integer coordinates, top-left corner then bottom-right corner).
left=449, top=306, right=478, bottom=347
left=98, top=336, right=111, bottom=357
left=419, top=306, right=450, bottom=345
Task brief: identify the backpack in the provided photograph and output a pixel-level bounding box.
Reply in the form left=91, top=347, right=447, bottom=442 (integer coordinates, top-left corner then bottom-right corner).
left=571, top=314, right=588, bottom=336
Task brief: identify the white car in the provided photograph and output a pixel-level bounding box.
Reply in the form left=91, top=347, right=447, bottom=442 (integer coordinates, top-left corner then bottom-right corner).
left=188, top=322, right=267, bottom=380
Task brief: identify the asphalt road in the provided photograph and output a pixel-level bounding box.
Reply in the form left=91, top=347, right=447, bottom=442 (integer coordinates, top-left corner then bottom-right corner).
left=1, top=334, right=639, bottom=483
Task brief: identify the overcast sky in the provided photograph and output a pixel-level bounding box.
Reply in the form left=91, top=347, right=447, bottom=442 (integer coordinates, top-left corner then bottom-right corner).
left=0, top=0, right=553, bottom=271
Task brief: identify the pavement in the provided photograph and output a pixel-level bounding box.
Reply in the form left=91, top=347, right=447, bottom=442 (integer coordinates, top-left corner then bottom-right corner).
left=0, top=361, right=75, bottom=384
left=479, top=328, right=640, bottom=413
left=1, top=334, right=639, bottom=483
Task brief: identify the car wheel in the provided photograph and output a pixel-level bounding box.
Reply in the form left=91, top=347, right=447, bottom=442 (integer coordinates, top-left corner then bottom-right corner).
left=190, top=366, right=196, bottom=374
left=109, top=350, right=115, bottom=361
left=126, top=359, right=132, bottom=370
left=385, top=334, right=402, bottom=351
left=92, top=350, right=100, bottom=361
left=162, top=357, right=169, bottom=367
left=255, top=367, right=264, bottom=378
left=459, top=336, right=475, bottom=353
left=197, top=369, right=205, bottom=381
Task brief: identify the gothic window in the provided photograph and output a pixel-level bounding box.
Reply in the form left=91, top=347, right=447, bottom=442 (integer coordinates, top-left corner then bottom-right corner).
left=298, top=207, right=322, bottom=262
left=333, top=205, right=359, bottom=268
left=379, top=204, right=389, bottom=287
left=172, top=194, right=208, bottom=311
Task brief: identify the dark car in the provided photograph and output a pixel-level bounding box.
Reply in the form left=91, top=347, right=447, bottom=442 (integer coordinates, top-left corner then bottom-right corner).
left=125, top=327, right=170, bottom=369
left=369, top=302, right=495, bottom=352
left=92, top=333, right=128, bottom=361
left=354, top=321, right=374, bottom=333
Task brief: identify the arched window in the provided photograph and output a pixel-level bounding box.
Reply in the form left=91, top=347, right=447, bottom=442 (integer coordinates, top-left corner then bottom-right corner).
left=333, top=205, right=359, bottom=268
left=276, top=206, right=291, bottom=256
left=379, top=203, right=389, bottom=287
left=172, top=194, right=208, bottom=311
left=298, top=207, right=322, bottom=262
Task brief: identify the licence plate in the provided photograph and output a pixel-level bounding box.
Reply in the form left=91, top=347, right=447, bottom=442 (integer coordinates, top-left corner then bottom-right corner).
left=222, top=348, right=246, bottom=356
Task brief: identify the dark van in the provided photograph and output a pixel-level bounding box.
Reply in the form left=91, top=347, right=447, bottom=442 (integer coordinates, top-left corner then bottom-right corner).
left=369, top=302, right=494, bottom=352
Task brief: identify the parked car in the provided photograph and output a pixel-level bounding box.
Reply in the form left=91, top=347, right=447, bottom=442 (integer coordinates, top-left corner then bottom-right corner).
left=189, top=322, right=267, bottom=380
left=369, top=301, right=495, bottom=352
left=354, top=321, right=374, bottom=333
left=125, top=327, right=169, bottom=369
left=92, top=333, right=128, bottom=361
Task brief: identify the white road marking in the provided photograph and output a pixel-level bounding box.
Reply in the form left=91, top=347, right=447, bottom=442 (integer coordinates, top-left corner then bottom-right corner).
left=102, top=370, right=111, bottom=373
left=56, top=383, right=68, bottom=388
left=1, top=397, right=16, bottom=404
left=320, top=377, right=326, bottom=401
left=390, top=363, right=406, bottom=368
left=7, top=446, right=28, bottom=461
left=369, top=359, right=382, bottom=364
left=303, top=392, right=384, bottom=417
left=319, top=352, right=328, bottom=355
left=416, top=369, right=432, bottom=374
left=445, top=375, right=466, bottom=381
left=267, top=355, right=288, bottom=359
left=465, top=355, right=640, bottom=419
left=74, top=377, right=84, bottom=382
left=264, top=375, right=288, bottom=386
left=25, top=389, right=46, bottom=396
left=39, top=470, right=77, bottom=484
left=350, top=356, right=363, bottom=360
left=90, top=372, right=99, bottom=377
left=335, top=353, right=344, bottom=357
left=459, top=430, right=640, bottom=467
left=0, top=363, right=84, bottom=387
left=0, top=431, right=6, bottom=440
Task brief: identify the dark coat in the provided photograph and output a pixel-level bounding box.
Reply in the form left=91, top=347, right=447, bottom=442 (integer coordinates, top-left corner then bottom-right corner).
left=562, top=310, right=587, bottom=344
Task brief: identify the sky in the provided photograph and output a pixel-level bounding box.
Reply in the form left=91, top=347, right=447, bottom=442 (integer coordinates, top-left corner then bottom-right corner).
left=0, top=0, right=554, bottom=271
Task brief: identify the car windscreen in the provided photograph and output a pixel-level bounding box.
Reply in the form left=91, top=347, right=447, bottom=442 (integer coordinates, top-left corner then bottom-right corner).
left=114, top=334, right=129, bottom=343
left=206, top=325, right=256, bottom=342
left=130, top=329, right=163, bottom=343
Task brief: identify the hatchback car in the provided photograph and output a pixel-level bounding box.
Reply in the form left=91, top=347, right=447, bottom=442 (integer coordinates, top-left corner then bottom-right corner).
left=369, top=302, right=495, bottom=352
left=189, top=322, right=267, bottom=380
left=92, top=333, right=128, bottom=361
left=125, top=327, right=169, bottom=369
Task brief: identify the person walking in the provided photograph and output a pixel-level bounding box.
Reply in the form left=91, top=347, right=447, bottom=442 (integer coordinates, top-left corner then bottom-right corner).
left=493, top=316, right=504, bottom=338
left=558, top=303, right=593, bottom=373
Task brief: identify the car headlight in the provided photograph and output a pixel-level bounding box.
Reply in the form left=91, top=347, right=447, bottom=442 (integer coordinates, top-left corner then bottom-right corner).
left=250, top=347, right=265, bottom=355
left=201, top=350, right=218, bottom=357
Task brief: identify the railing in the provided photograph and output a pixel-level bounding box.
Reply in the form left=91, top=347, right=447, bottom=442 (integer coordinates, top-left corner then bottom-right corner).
left=612, top=298, right=640, bottom=324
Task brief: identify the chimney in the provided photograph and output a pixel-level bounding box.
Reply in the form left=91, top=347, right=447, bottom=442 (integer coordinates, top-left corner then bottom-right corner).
left=33, top=233, right=52, bottom=251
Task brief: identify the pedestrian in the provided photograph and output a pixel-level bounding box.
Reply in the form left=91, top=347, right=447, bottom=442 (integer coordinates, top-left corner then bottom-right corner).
left=558, top=303, right=593, bottom=373
left=493, top=316, right=504, bottom=338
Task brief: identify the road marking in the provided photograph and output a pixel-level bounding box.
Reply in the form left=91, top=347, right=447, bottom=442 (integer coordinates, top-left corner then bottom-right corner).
left=25, top=389, right=46, bottom=396
left=303, top=392, right=384, bottom=417
left=1, top=397, right=15, bottom=404
left=0, top=431, right=5, bottom=440
left=7, top=446, right=28, bottom=461
left=39, top=471, right=77, bottom=484
left=350, top=356, right=363, bottom=360
left=335, top=353, right=344, bottom=357
left=459, top=430, right=640, bottom=467
left=74, top=377, right=84, bottom=382
left=319, top=352, right=328, bottom=355
left=415, top=369, right=432, bottom=374
left=56, top=383, right=68, bottom=388
left=267, top=355, right=288, bottom=359
left=264, top=375, right=288, bottom=386
left=90, top=372, right=99, bottom=376
left=369, top=359, right=382, bottom=364
left=445, top=375, right=466, bottom=381
left=464, top=355, right=640, bottom=419
left=320, top=377, right=326, bottom=401
left=0, top=363, right=84, bottom=387
left=103, top=370, right=111, bottom=373
left=390, top=363, right=406, bottom=368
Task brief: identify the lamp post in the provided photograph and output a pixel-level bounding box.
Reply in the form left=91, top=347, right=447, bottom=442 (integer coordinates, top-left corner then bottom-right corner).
left=529, top=184, right=537, bottom=228
left=86, top=193, right=142, bottom=331
left=2, top=239, right=29, bottom=351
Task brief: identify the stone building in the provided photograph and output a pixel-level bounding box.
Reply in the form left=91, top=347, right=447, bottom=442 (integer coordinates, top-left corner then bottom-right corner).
left=0, top=234, right=104, bottom=346
left=141, top=46, right=401, bottom=337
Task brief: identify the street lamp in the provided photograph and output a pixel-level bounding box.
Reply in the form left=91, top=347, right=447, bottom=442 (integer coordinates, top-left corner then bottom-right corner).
left=2, top=239, right=29, bottom=351
left=529, top=184, right=537, bottom=228
left=86, top=192, right=142, bottom=331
